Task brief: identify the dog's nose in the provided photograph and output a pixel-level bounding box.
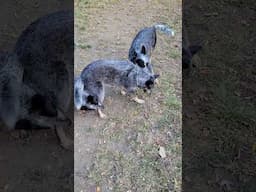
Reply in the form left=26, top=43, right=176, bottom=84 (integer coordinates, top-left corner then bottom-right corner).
left=145, top=79, right=154, bottom=89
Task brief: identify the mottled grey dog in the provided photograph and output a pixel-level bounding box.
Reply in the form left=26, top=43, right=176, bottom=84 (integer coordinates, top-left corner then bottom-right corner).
left=0, top=10, right=74, bottom=149
left=128, top=24, right=174, bottom=74
left=74, top=59, right=159, bottom=118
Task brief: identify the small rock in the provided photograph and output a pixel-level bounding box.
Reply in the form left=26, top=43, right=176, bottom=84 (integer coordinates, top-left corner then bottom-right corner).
left=159, top=146, right=166, bottom=158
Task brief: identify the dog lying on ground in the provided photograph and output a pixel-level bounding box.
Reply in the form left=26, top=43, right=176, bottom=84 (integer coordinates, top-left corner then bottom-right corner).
left=0, top=10, right=74, bottom=150
left=128, top=24, right=175, bottom=75
left=74, top=59, right=159, bottom=118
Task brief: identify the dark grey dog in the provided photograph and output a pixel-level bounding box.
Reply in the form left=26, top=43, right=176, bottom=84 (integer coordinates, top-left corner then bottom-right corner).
left=74, top=59, right=159, bottom=118
left=0, top=10, right=74, bottom=149
left=128, top=24, right=174, bottom=74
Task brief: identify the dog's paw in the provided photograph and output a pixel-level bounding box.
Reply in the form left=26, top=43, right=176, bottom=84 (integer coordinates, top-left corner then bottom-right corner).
left=98, top=109, right=107, bottom=119
left=55, top=127, right=73, bottom=151
left=155, top=79, right=159, bottom=85
left=61, top=139, right=74, bottom=151
left=132, top=97, right=145, bottom=104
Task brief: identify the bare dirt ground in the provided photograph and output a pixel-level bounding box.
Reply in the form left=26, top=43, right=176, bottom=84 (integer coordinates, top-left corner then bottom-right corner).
left=74, top=0, right=181, bottom=191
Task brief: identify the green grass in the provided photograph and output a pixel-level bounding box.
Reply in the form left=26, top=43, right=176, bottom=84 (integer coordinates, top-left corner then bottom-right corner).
left=76, top=43, right=92, bottom=50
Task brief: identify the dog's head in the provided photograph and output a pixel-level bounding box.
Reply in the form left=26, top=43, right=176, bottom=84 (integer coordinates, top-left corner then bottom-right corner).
left=136, top=66, right=160, bottom=90
left=134, top=44, right=152, bottom=67
left=144, top=74, right=160, bottom=90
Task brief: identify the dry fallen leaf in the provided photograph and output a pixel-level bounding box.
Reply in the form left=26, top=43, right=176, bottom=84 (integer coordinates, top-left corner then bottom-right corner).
left=159, top=146, right=166, bottom=158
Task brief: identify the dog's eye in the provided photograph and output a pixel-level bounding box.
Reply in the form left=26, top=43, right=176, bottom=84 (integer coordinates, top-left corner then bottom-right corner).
left=146, top=62, right=149, bottom=66
left=136, top=59, right=145, bottom=68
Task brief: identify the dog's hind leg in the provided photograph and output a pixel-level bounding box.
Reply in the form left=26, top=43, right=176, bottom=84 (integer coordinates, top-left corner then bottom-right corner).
left=120, top=89, right=127, bottom=96
left=26, top=110, right=73, bottom=150
left=56, top=127, right=73, bottom=150
left=55, top=109, right=73, bottom=150
left=95, top=82, right=107, bottom=118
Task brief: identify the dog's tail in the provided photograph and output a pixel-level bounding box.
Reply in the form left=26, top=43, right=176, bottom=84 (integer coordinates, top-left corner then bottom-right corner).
left=0, top=77, right=21, bottom=129
left=154, top=24, right=175, bottom=37
left=0, top=53, right=22, bottom=130
left=74, top=76, right=84, bottom=110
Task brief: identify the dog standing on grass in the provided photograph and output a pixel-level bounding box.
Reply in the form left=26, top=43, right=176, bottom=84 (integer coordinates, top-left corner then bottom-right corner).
left=128, top=24, right=175, bottom=75
left=74, top=59, right=159, bottom=118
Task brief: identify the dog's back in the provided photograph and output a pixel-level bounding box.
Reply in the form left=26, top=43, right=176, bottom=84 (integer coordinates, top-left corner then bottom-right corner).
left=81, top=60, right=135, bottom=86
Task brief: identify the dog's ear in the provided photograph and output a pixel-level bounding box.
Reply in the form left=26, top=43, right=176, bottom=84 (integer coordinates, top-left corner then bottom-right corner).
left=130, top=51, right=137, bottom=64
left=189, top=45, right=202, bottom=56
left=140, top=45, right=146, bottom=55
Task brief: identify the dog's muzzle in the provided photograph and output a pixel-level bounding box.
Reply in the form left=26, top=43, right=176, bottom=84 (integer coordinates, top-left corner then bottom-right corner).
left=145, top=79, right=154, bottom=90
left=144, top=74, right=160, bottom=90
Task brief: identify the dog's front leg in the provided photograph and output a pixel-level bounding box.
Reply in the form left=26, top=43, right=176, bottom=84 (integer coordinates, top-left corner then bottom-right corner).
left=97, top=108, right=107, bottom=119
left=26, top=112, right=73, bottom=150
left=120, top=89, right=127, bottom=96
left=56, top=110, right=73, bottom=150
left=154, top=78, right=159, bottom=85
left=55, top=127, right=73, bottom=150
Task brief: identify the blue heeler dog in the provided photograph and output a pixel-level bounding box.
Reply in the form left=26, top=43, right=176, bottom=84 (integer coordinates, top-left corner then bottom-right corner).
left=74, top=59, right=159, bottom=118
left=0, top=10, right=74, bottom=149
left=128, top=24, right=175, bottom=75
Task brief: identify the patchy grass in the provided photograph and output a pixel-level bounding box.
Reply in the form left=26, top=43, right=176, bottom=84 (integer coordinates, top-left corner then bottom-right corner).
left=76, top=43, right=92, bottom=50
left=183, top=1, right=256, bottom=190
left=83, top=70, right=182, bottom=191
left=75, top=0, right=181, bottom=191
